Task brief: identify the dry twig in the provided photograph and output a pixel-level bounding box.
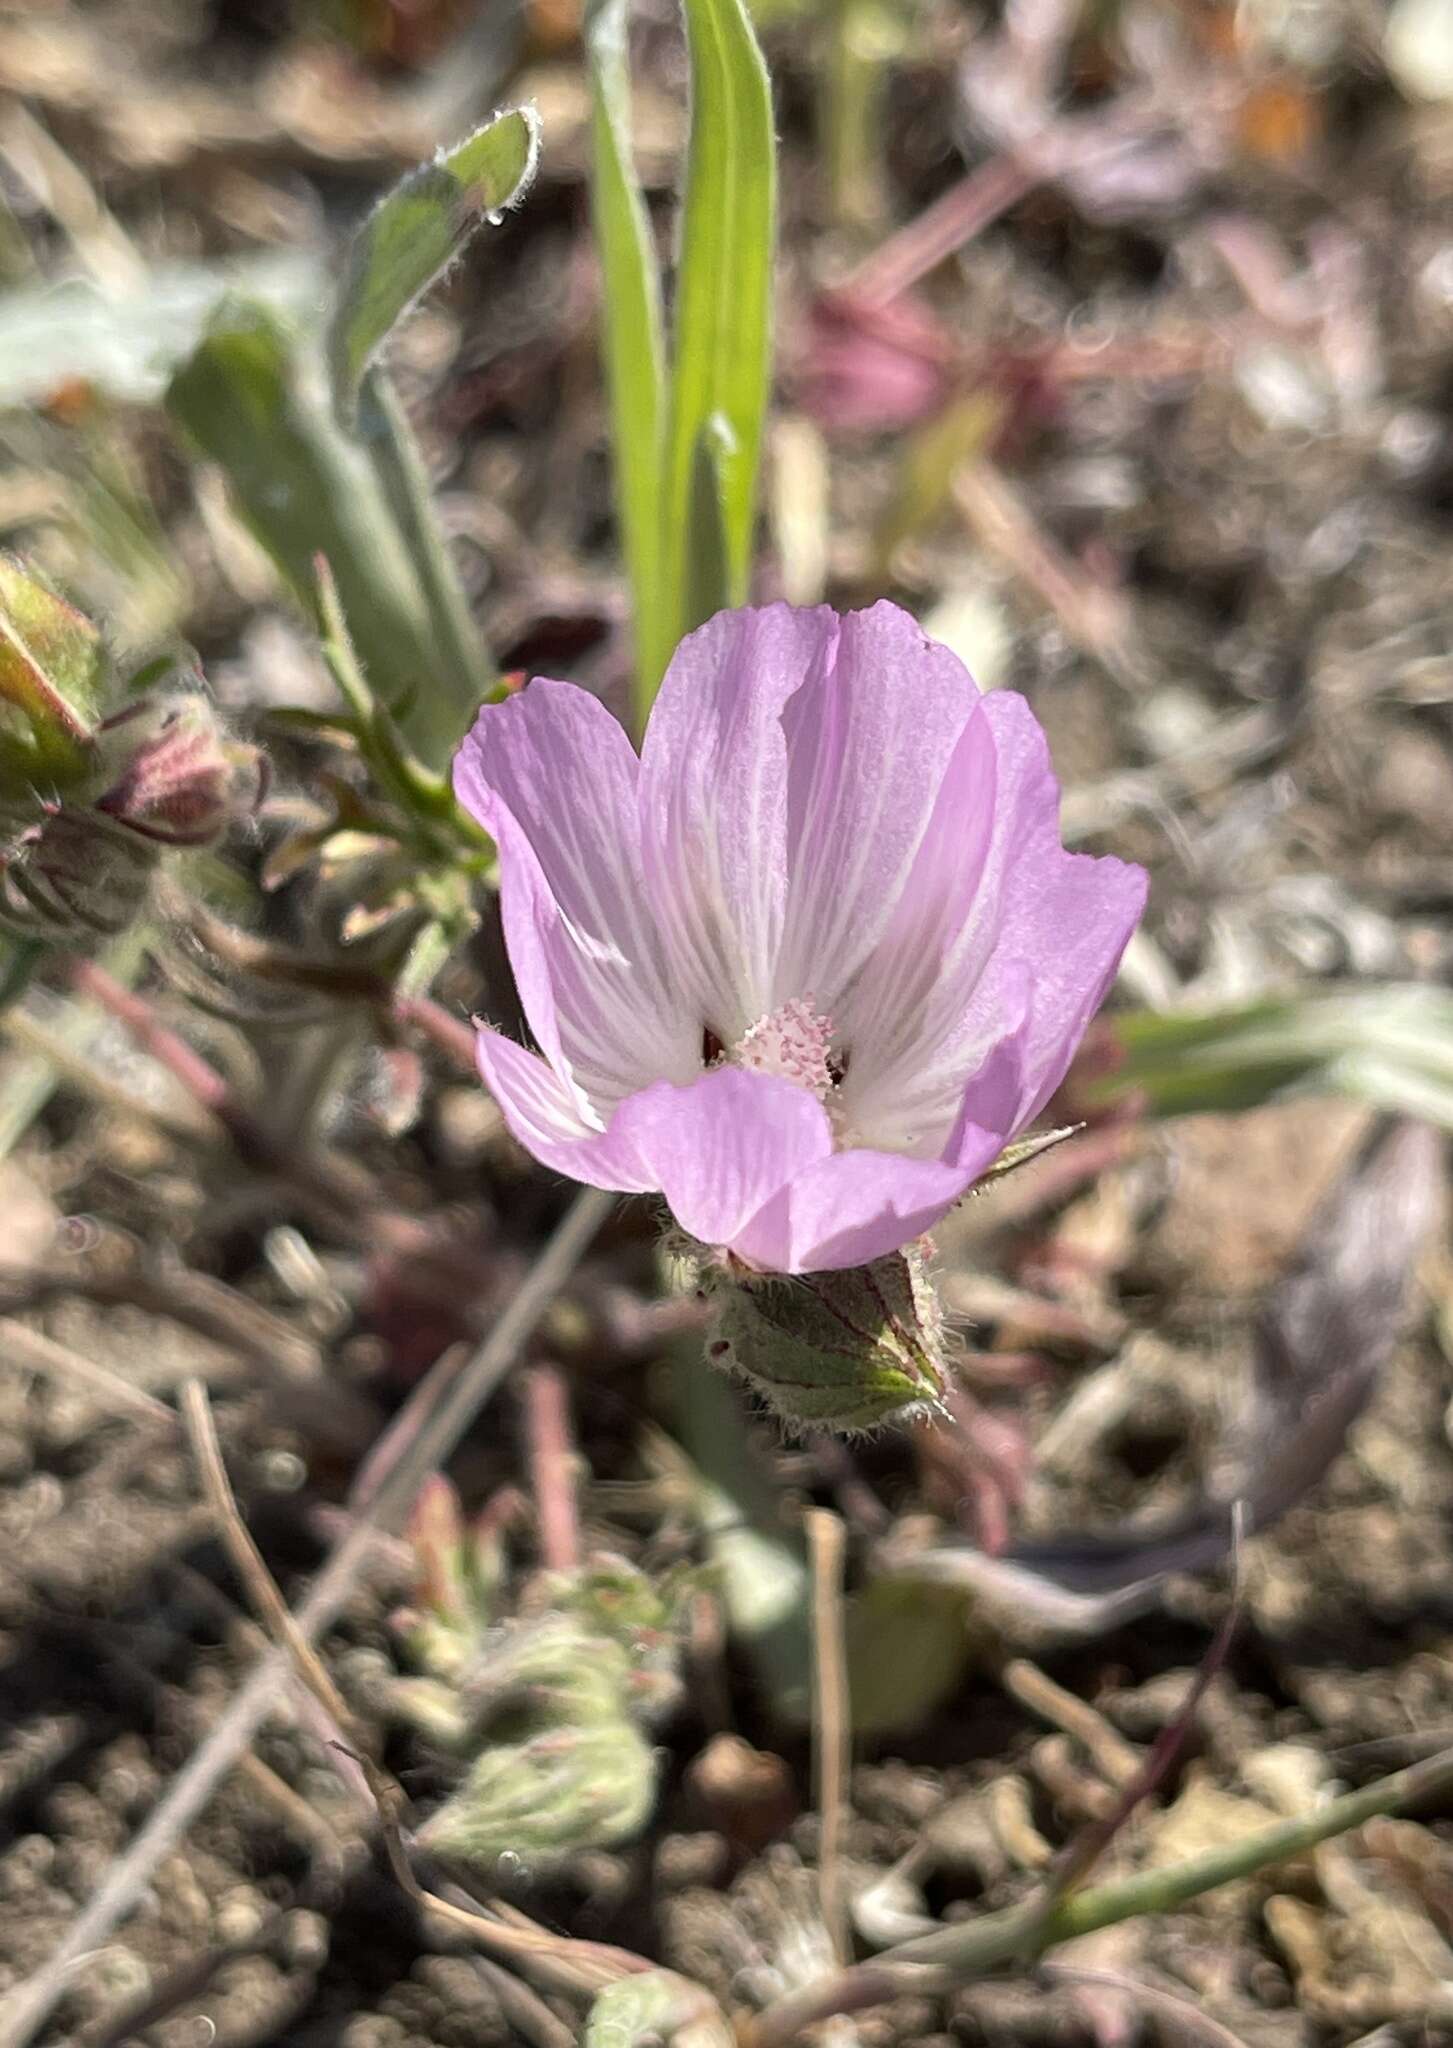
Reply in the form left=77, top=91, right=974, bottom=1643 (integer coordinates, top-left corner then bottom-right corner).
left=808, top=1505, right=852, bottom=1967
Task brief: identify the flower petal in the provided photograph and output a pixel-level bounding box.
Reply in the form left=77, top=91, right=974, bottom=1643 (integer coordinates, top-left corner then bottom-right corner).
left=774, top=600, right=983, bottom=1009
left=478, top=1045, right=836, bottom=1247
left=475, top=1028, right=657, bottom=1191
left=842, top=690, right=1144, bottom=1151
left=637, top=604, right=838, bottom=1045
left=973, top=693, right=1146, bottom=1127
left=834, top=693, right=999, bottom=1148
left=733, top=1117, right=1005, bottom=1273
left=613, top=1064, right=835, bottom=1252
left=455, top=680, right=700, bottom=1116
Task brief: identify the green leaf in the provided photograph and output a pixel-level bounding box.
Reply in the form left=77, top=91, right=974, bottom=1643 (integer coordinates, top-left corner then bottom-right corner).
left=167, top=300, right=479, bottom=768
left=1094, top=985, right=1453, bottom=1129
left=585, top=0, right=669, bottom=729
left=682, top=414, right=734, bottom=640
left=0, top=556, right=107, bottom=795
left=661, top=0, right=775, bottom=666
left=325, top=108, right=541, bottom=422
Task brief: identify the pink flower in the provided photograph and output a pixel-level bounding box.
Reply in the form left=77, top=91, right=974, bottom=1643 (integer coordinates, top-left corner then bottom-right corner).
left=453, top=603, right=1145, bottom=1274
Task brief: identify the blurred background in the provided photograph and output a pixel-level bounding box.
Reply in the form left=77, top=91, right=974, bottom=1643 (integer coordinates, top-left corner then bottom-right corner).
left=3, top=2, right=1453, bottom=2045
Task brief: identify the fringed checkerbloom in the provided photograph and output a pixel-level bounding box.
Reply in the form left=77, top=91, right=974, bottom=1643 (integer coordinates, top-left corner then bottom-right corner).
left=453, top=602, right=1145, bottom=1274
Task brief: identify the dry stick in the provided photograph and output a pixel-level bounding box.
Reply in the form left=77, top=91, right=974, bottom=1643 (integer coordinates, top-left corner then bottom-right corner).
left=1032, top=1510, right=1247, bottom=1916
left=0, top=1185, right=614, bottom=2048
left=1002, top=1660, right=1142, bottom=1790
left=1038, top=1966, right=1252, bottom=2048
left=745, top=1741, right=1453, bottom=2048
left=0, top=1318, right=176, bottom=1431
left=807, top=1507, right=852, bottom=1967
left=180, top=1380, right=361, bottom=1745
left=523, top=1363, right=582, bottom=1573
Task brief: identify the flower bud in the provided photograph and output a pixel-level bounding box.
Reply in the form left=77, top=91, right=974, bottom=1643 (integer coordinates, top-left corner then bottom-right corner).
left=0, top=555, right=107, bottom=801
left=705, top=1241, right=950, bottom=1433
left=93, top=691, right=265, bottom=847
left=1, top=807, right=156, bottom=942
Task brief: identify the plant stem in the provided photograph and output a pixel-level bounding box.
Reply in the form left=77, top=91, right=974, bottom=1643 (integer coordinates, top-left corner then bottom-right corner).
left=357, top=368, right=494, bottom=754
left=746, top=1742, right=1453, bottom=2045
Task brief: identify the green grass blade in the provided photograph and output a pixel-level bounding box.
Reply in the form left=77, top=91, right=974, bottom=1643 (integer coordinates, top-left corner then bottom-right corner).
left=662, top=0, right=775, bottom=668
left=326, top=109, right=541, bottom=424
left=683, top=415, right=734, bottom=638
left=585, top=0, right=669, bottom=728
left=1094, top=985, right=1453, bottom=1128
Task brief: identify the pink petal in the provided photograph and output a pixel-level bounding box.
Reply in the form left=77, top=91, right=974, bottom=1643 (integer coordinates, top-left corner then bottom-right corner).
left=975, top=692, right=1146, bottom=1126
left=478, top=1049, right=835, bottom=1249
left=474, top=1028, right=657, bottom=1191
left=835, top=696, right=1000, bottom=1149
left=454, top=681, right=700, bottom=1116
left=611, top=1064, right=835, bottom=1251
left=775, top=600, right=984, bottom=1008
left=733, top=1116, right=1005, bottom=1273
left=844, top=691, right=1144, bottom=1151
left=638, top=605, right=839, bottom=1046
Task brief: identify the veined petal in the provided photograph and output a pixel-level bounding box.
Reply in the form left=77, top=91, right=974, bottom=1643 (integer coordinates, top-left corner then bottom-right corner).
left=775, top=600, right=983, bottom=1009
left=479, top=1050, right=836, bottom=1249
left=843, top=691, right=1144, bottom=1152
left=638, top=605, right=838, bottom=1045
left=733, top=1117, right=1004, bottom=1273
left=474, top=1029, right=657, bottom=1191
left=612, top=1064, right=835, bottom=1253
left=454, top=681, right=699, bottom=1115
left=835, top=694, right=999, bottom=1147
left=972, top=693, right=1146, bottom=1128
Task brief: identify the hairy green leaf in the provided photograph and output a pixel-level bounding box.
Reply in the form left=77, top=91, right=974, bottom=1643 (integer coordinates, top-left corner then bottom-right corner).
left=326, top=109, right=541, bottom=422
left=167, top=301, right=484, bottom=767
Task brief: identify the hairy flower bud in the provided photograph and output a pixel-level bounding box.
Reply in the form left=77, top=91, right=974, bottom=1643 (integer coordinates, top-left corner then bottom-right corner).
left=0, top=562, right=265, bottom=944
left=93, top=692, right=265, bottom=847
left=1, top=808, right=158, bottom=941
left=704, top=1241, right=950, bottom=1433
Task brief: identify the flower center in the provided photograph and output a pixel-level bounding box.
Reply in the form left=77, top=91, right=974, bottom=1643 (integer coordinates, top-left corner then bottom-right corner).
left=729, top=996, right=838, bottom=1103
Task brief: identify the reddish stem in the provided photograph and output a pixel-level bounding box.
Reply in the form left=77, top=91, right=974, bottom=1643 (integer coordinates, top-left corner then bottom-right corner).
left=522, top=1364, right=581, bottom=1573
left=393, top=993, right=479, bottom=1073
left=73, top=959, right=229, bottom=1114
left=843, top=156, right=1036, bottom=308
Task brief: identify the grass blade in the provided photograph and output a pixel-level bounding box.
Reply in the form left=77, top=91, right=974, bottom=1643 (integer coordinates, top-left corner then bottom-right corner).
left=662, top=0, right=775, bottom=670
left=585, top=0, right=669, bottom=726
left=326, top=109, right=541, bottom=423
left=1092, top=984, right=1453, bottom=1128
